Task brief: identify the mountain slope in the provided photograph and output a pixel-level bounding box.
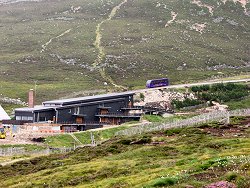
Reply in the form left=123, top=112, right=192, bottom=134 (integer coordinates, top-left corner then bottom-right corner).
left=1, top=117, right=250, bottom=187
left=0, top=0, right=249, bottom=102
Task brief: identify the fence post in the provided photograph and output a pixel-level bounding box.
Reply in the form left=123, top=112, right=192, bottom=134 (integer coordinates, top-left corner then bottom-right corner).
left=90, top=132, right=96, bottom=146
left=226, top=112, right=230, bottom=124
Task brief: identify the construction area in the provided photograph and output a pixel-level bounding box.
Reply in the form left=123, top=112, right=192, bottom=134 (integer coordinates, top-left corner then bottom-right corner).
left=0, top=88, right=232, bottom=146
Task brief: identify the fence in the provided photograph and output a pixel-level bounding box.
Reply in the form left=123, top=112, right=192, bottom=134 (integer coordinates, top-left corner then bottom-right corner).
left=0, top=147, right=74, bottom=156
left=181, top=103, right=208, bottom=111
left=116, top=108, right=250, bottom=137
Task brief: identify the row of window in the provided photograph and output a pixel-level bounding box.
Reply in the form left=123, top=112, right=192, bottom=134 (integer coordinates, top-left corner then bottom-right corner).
left=16, top=116, right=33, bottom=121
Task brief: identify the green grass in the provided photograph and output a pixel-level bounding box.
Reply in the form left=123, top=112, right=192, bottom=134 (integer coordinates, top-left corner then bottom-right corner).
left=45, top=134, right=76, bottom=148
left=226, top=96, right=250, bottom=110
left=45, top=125, right=132, bottom=147
left=143, top=114, right=190, bottom=123
left=143, top=115, right=164, bottom=122
left=1, top=116, right=249, bottom=187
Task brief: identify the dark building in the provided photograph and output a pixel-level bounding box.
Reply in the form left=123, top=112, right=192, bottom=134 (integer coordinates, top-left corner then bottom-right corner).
left=15, top=91, right=142, bottom=131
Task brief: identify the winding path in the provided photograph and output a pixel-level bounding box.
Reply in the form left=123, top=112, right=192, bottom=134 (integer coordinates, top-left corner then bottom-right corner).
left=165, top=11, right=178, bottom=27
left=93, top=0, right=128, bottom=90
left=41, top=29, right=72, bottom=53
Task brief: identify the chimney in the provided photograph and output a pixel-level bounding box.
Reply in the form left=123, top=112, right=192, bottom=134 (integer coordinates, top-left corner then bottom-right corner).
left=28, top=89, right=35, bottom=108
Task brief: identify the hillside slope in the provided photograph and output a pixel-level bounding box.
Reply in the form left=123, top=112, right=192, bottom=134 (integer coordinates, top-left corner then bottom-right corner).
left=0, top=0, right=249, bottom=102
left=0, top=117, right=250, bottom=187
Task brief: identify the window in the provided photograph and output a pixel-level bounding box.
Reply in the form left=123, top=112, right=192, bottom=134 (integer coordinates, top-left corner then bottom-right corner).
left=74, top=107, right=80, bottom=114
left=28, top=116, right=33, bottom=121
left=22, top=116, right=28, bottom=120
left=16, top=116, right=21, bottom=120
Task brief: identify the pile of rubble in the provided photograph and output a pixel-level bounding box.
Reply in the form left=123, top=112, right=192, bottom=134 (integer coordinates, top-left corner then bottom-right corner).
left=0, top=96, right=27, bottom=106
left=134, top=89, right=196, bottom=110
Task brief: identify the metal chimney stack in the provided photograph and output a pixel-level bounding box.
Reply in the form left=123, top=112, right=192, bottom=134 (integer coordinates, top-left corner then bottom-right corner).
left=28, top=89, right=35, bottom=108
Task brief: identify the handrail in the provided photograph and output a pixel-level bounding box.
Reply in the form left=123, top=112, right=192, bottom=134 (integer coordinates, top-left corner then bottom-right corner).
left=96, top=112, right=142, bottom=117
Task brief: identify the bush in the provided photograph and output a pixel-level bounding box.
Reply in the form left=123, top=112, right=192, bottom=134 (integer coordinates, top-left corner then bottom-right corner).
left=164, top=128, right=182, bottom=136
left=197, top=163, right=212, bottom=171
left=140, top=93, right=145, bottom=101
left=225, top=172, right=238, bottom=182
left=119, top=139, right=133, bottom=145
left=151, top=177, right=178, bottom=187
left=171, top=99, right=202, bottom=109
left=130, top=136, right=152, bottom=144
left=191, top=85, right=210, bottom=92
left=196, top=158, right=228, bottom=171
left=194, top=83, right=249, bottom=103
left=139, top=136, right=152, bottom=144
left=107, top=145, right=120, bottom=153
left=191, top=86, right=200, bottom=92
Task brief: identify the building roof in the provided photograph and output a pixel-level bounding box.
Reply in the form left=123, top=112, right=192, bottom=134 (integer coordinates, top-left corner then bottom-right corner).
left=0, top=105, right=11, bottom=120
left=43, top=91, right=135, bottom=106
left=15, top=105, right=55, bottom=112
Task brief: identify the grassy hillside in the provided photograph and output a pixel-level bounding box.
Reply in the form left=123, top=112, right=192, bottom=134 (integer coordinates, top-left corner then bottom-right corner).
left=0, top=0, right=249, bottom=103
left=1, top=116, right=249, bottom=187
left=45, top=125, right=130, bottom=147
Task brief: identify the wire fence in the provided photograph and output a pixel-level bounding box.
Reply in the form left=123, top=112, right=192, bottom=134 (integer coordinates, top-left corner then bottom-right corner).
left=115, top=108, right=250, bottom=137
left=1, top=109, right=249, bottom=156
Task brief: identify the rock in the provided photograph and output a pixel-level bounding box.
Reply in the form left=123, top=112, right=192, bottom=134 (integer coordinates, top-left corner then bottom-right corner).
left=162, top=113, right=174, bottom=118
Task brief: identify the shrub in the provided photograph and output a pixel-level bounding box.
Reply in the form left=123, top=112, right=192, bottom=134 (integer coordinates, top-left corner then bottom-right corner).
left=164, top=128, right=182, bottom=136
left=196, top=158, right=228, bottom=171
left=151, top=177, right=178, bottom=187
left=171, top=99, right=202, bottom=109
left=119, top=139, right=133, bottom=145
left=130, top=136, right=152, bottom=144
left=107, top=145, right=120, bottom=153
left=195, top=83, right=249, bottom=103
left=191, top=86, right=200, bottom=92
left=140, top=93, right=145, bottom=101
left=197, top=163, right=212, bottom=171
left=139, top=136, right=152, bottom=144
left=191, top=85, right=210, bottom=92
left=225, top=172, right=238, bottom=182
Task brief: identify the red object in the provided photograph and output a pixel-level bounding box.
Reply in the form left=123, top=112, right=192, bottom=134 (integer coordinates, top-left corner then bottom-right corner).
left=28, top=89, right=35, bottom=108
